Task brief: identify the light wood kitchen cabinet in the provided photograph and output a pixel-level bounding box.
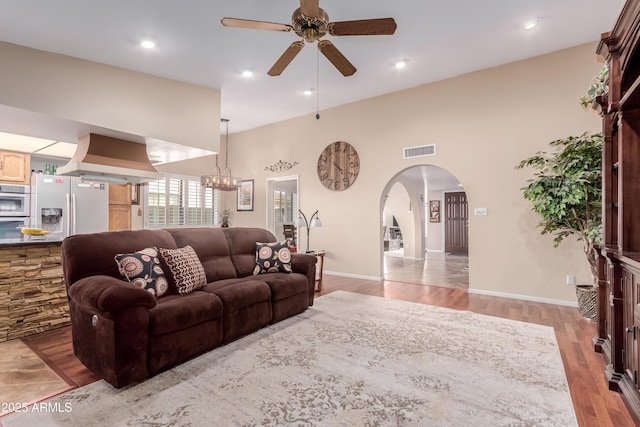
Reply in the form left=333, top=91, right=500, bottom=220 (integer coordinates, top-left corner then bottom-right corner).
left=109, top=184, right=131, bottom=231
left=0, top=151, right=30, bottom=184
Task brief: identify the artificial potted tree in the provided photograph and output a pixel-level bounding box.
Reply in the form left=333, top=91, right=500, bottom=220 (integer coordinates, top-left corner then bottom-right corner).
left=516, top=132, right=603, bottom=320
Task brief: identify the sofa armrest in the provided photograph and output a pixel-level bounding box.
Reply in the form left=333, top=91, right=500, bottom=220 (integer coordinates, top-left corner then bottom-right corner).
left=291, top=252, right=316, bottom=274
left=291, top=253, right=317, bottom=305
left=68, top=275, right=157, bottom=312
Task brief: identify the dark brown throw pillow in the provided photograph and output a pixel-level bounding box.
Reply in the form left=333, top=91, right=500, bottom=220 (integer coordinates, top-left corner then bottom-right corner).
left=159, top=245, right=207, bottom=295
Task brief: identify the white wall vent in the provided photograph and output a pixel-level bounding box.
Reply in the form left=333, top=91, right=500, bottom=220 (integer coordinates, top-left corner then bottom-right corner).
left=403, top=144, right=436, bottom=159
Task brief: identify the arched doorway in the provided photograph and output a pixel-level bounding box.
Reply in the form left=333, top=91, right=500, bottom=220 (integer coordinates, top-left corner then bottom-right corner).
left=380, top=165, right=469, bottom=289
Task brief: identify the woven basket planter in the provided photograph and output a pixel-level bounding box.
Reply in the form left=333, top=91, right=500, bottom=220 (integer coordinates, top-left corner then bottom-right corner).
left=576, top=285, right=597, bottom=321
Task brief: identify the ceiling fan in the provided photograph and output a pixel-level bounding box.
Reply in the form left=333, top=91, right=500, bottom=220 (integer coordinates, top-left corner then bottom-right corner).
left=221, top=0, right=397, bottom=77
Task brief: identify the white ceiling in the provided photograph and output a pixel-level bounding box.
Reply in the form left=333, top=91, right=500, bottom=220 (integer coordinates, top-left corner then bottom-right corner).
left=0, top=0, right=625, bottom=138
left=0, top=1, right=625, bottom=189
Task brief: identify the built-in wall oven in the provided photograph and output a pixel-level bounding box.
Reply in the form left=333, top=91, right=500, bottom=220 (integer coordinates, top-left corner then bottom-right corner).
left=0, top=184, right=30, bottom=240
left=0, top=216, right=29, bottom=240
left=0, top=184, right=30, bottom=217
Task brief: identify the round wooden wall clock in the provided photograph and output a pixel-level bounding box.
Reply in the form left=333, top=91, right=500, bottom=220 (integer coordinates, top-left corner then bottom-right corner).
left=317, top=141, right=360, bottom=191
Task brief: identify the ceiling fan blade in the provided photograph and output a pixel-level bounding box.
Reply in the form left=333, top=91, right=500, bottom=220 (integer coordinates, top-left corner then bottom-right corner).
left=329, top=18, right=397, bottom=36
left=221, top=17, right=292, bottom=32
left=318, top=40, right=357, bottom=77
left=268, top=41, right=305, bottom=76
left=300, top=0, right=320, bottom=18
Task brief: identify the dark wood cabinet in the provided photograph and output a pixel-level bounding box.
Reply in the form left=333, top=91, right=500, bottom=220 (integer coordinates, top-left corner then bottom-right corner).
left=596, top=1, right=640, bottom=420
left=623, top=267, right=637, bottom=385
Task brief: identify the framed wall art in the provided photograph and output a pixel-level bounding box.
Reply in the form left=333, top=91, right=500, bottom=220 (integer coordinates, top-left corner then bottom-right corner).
left=237, top=179, right=254, bottom=211
left=429, top=200, right=440, bottom=223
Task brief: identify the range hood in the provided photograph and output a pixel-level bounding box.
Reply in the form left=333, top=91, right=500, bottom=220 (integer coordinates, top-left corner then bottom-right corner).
left=56, top=133, right=162, bottom=184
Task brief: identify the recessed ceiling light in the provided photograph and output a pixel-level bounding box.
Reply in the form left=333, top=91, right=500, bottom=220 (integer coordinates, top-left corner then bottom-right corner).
left=303, top=89, right=313, bottom=96
left=140, top=39, right=156, bottom=49
left=394, top=61, right=407, bottom=69
left=241, top=70, right=254, bottom=78
left=523, top=20, right=538, bottom=31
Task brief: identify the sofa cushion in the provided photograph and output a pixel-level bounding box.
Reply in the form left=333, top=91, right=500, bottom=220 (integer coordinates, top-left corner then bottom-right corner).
left=159, top=246, right=207, bottom=295
left=259, top=272, right=309, bottom=301
left=253, top=241, right=292, bottom=274
left=203, top=279, right=273, bottom=342
left=114, top=247, right=169, bottom=297
left=148, top=291, right=223, bottom=337
left=169, top=228, right=238, bottom=282
left=62, top=229, right=178, bottom=294
left=203, top=280, right=271, bottom=315
left=223, top=227, right=278, bottom=277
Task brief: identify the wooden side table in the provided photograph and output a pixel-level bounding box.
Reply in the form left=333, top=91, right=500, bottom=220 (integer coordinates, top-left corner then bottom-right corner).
left=308, top=250, right=325, bottom=293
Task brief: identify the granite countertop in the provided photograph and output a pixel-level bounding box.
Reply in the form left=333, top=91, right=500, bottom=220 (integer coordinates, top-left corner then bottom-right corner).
left=0, top=237, right=65, bottom=247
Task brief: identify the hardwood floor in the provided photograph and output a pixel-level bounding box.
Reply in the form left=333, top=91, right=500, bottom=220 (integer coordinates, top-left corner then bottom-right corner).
left=21, top=327, right=99, bottom=388
left=12, top=274, right=639, bottom=426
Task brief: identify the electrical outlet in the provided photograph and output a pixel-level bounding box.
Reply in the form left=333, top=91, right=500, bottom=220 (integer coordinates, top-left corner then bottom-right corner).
left=566, top=275, right=576, bottom=286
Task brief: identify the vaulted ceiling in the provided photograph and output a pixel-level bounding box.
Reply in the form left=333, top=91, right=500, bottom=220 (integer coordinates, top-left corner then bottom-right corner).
left=0, top=0, right=625, bottom=136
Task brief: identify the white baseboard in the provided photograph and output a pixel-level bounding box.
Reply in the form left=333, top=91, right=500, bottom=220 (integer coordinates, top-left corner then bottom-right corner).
left=323, top=272, right=578, bottom=307
left=426, top=249, right=444, bottom=253
left=325, top=271, right=381, bottom=282
left=468, top=288, right=578, bottom=308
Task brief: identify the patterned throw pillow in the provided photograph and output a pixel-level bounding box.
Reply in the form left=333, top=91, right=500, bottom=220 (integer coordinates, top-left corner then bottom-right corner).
left=114, top=247, right=169, bottom=298
left=253, top=241, right=292, bottom=275
left=158, top=245, right=207, bottom=295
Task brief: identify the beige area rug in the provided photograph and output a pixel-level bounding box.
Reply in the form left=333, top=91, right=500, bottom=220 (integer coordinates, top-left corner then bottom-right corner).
left=0, top=339, right=71, bottom=416
left=1, top=291, right=577, bottom=426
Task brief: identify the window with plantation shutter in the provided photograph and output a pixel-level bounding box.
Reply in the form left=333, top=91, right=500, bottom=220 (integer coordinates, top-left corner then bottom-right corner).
left=167, top=178, right=184, bottom=226
left=186, top=180, right=202, bottom=225
left=144, top=174, right=220, bottom=228
left=147, top=179, right=166, bottom=228
left=204, top=185, right=218, bottom=225
left=274, top=190, right=297, bottom=224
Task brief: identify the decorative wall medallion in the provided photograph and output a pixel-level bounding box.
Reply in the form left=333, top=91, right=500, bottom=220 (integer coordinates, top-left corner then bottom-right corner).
left=317, top=141, right=360, bottom=191
left=265, top=160, right=299, bottom=173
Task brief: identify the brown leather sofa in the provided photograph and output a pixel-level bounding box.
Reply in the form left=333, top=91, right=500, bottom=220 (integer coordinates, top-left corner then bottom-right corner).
left=61, top=227, right=317, bottom=388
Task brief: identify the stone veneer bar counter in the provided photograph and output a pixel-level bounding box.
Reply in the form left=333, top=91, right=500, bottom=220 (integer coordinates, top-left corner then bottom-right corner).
left=0, top=238, right=68, bottom=342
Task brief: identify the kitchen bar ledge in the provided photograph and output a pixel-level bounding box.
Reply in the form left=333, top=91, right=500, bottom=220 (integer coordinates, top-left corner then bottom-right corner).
left=0, top=240, right=69, bottom=342
left=0, top=237, right=65, bottom=246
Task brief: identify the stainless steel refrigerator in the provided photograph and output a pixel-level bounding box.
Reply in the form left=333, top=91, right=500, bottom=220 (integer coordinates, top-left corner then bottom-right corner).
left=30, top=173, right=109, bottom=239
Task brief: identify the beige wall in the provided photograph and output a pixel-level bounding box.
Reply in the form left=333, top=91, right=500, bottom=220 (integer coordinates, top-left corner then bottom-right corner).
left=215, top=42, right=602, bottom=305
left=0, top=41, right=220, bottom=151
left=0, top=39, right=602, bottom=304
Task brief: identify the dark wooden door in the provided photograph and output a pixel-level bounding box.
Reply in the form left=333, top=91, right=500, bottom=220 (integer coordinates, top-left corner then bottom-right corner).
left=444, top=192, right=468, bottom=253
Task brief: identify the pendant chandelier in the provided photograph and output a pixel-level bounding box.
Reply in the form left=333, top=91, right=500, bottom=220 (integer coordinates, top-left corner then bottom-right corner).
left=201, top=118, right=241, bottom=191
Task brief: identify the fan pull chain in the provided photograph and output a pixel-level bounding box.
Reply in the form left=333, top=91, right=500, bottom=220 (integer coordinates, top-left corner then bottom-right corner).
left=315, top=46, right=320, bottom=120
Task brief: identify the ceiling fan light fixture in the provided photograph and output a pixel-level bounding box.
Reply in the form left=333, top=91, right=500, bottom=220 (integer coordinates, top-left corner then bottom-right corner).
left=241, top=70, right=254, bottom=77
left=221, top=1, right=397, bottom=77
left=394, top=60, right=407, bottom=69
left=522, top=19, right=539, bottom=30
